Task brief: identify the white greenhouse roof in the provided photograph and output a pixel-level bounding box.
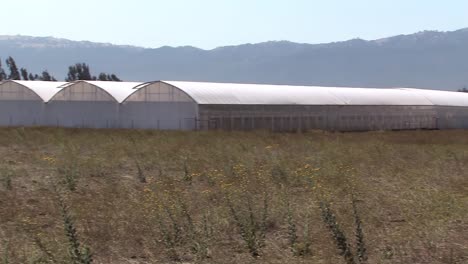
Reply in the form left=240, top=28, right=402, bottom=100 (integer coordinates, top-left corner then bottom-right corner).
left=60, top=81, right=143, bottom=103
left=161, top=81, right=462, bottom=106
left=8, top=80, right=66, bottom=102
left=400, top=88, right=468, bottom=107
left=2, top=80, right=468, bottom=106
left=327, top=87, right=433, bottom=105
left=161, top=81, right=344, bottom=105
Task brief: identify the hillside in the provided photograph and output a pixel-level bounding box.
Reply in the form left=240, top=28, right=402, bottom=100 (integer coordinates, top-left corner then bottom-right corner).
left=2, top=28, right=468, bottom=90
left=0, top=128, right=466, bottom=263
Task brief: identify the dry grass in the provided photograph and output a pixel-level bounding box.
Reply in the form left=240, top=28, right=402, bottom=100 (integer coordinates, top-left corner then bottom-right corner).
left=0, top=127, right=467, bottom=263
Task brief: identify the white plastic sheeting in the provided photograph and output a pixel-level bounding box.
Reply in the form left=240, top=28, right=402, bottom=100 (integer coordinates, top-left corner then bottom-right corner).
left=59, top=81, right=143, bottom=103
left=162, top=81, right=441, bottom=106
left=1, top=80, right=467, bottom=107
left=400, top=88, right=468, bottom=107
left=8, top=80, right=66, bottom=102
left=328, top=87, right=433, bottom=105
left=162, top=81, right=344, bottom=105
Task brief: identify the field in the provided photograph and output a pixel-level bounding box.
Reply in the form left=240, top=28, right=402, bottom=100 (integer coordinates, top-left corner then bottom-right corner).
left=0, top=128, right=467, bottom=263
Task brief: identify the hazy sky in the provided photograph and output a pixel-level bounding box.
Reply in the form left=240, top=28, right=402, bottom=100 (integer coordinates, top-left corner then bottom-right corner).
left=2, top=0, right=468, bottom=49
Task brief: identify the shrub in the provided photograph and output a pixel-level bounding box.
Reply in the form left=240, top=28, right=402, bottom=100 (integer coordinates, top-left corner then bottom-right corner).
left=226, top=193, right=269, bottom=257
left=320, top=201, right=355, bottom=264
left=57, top=193, right=93, bottom=264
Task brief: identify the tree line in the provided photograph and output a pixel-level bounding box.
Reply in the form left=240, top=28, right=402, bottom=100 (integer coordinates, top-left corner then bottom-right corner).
left=0, top=56, right=121, bottom=82
left=458, top=87, right=468, bottom=93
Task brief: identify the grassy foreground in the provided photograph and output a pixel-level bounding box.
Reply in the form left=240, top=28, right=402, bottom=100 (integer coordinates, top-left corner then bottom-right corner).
left=0, top=128, right=466, bottom=263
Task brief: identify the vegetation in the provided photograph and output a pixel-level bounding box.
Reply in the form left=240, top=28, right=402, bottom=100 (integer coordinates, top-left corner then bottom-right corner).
left=5, top=57, right=20, bottom=80
left=0, top=56, right=57, bottom=81
left=0, top=57, right=120, bottom=82
left=458, top=87, right=468, bottom=93
left=66, top=63, right=121, bottom=82
left=0, top=128, right=466, bottom=263
left=0, top=60, right=6, bottom=80
left=57, top=190, right=93, bottom=264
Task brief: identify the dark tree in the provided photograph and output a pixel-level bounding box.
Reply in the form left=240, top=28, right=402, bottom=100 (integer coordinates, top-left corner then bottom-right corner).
left=20, top=68, right=29, bottom=80
left=109, top=74, right=121, bottom=82
left=66, top=63, right=93, bottom=81
left=458, top=87, right=468, bottom=93
left=40, top=70, right=57, bottom=81
left=6, top=56, right=20, bottom=80
left=29, top=73, right=40, bottom=80
left=97, top=73, right=121, bottom=81
left=66, top=65, right=77, bottom=81
left=66, top=62, right=121, bottom=82
left=0, top=59, right=6, bottom=81
left=75, top=63, right=92, bottom=80
left=98, top=73, right=108, bottom=81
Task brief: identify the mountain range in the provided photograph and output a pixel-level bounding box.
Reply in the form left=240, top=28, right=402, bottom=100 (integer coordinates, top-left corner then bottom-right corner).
left=2, top=28, right=468, bottom=90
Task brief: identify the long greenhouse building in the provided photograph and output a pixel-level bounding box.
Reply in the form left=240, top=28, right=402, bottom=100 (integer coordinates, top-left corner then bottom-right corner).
left=0, top=80, right=467, bottom=131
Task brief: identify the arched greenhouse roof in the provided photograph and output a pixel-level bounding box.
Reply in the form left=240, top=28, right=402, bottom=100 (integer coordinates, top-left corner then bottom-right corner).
left=59, top=81, right=143, bottom=103
left=2, top=80, right=67, bottom=102
left=158, top=81, right=468, bottom=106
left=399, top=88, right=468, bottom=107
left=2, top=80, right=468, bottom=106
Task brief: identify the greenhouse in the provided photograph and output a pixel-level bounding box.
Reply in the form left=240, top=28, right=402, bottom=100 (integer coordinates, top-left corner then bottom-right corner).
left=0, top=80, right=467, bottom=131
left=161, top=81, right=438, bottom=131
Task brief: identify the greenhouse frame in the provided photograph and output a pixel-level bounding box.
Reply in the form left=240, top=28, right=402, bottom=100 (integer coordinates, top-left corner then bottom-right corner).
left=0, top=80, right=467, bottom=131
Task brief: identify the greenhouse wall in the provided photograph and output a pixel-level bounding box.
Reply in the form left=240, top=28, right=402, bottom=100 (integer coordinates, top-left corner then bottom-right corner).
left=198, top=105, right=439, bottom=131
left=435, top=106, right=468, bottom=129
